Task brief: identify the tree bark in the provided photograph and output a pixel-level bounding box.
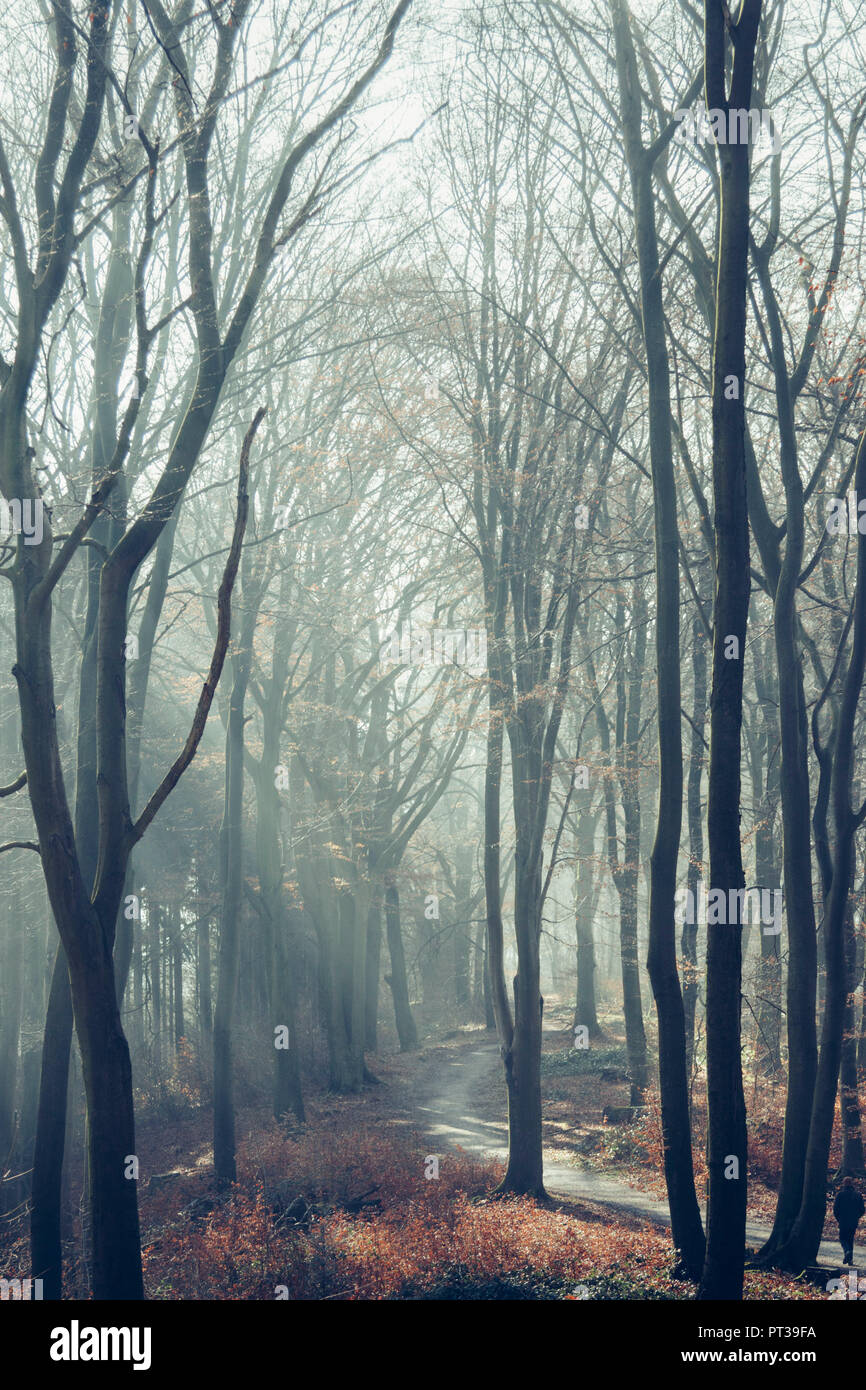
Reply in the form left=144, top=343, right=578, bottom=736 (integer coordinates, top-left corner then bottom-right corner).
left=385, top=880, right=418, bottom=1050
left=698, top=0, right=762, bottom=1301
left=608, top=0, right=707, bottom=1277
left=0, top=889, right=23, bottom=1223
left=213, top=608, right=254, bottom=1186
left=840, top=895, right=864, bottom=1175
left=775, top=424, right=866, bottom=1267
left=574, top=809, right=602, bottom=1040
left=683, top=617, right=707, bottom=1078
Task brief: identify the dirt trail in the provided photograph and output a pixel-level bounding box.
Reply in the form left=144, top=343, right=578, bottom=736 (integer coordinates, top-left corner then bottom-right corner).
left=417, top=1040, right=863, bottom=1276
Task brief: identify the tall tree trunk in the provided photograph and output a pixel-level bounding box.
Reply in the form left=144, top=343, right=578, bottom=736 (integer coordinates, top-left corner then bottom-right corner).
left=698, top=0, right=761, bottom=1301
left=581, top=599, right=648, bottom=1101
left=574, top=809, right=602, bottom=1040
left=29, top=947, right=73, bottom=1296
left=296, top=807, right=353, bottom=1091
left=213, top=581, right=256, bottom=1184
left=453, top=841, right=473, bottom=1016
left=502, top=841, right=545, bottom=1195
left=274, top=908, right=306, bottom=1122
left=171, top=910, right=185, bottom=1050
left=840, top=895, right=864, bottom=1175
left=346, top=867, right=370, bottom=1090
left=683, top=617, right=707, bottom=1078
left=117, top=513, right=181, bottom=1011
left=754, top=642, right=782, bottom=1078
left=0, top=884, right=22, bottom=1149
left=254, top=730, right=304, bottom=1123
left=619, top=868, right=647, bottom=1102
left=483, top=935, right=496, bottom=1031
left=776, top=427, right=866, bottom=1264
left=29, top=275, right=131, bottom=1294
left=150, top=903, right=162, bottom=1073
left=197, top=911, right=212, bottom=1045
left=484, top=650, right=514, bottom=1064
left=473, top=920, right=486, bottom=1020
left=385, top=880, right=418, bottom=1050
left=0, top=891, right=23, bottom=1219
left=365, top=890, right=384, bottom=1052
left=617, top=588, right=649, bottom=1104
left=752, top=208, right=820, bottom=1261
left=609, top=0, right=706, bottom=1278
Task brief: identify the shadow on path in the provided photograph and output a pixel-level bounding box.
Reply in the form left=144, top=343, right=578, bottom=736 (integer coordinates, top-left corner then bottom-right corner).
left=417, top=1041, right=863, bottom=1278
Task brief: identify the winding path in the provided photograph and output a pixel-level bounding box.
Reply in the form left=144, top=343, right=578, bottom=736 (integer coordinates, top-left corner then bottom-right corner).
left=417, top=1040, right=863, bottom=1277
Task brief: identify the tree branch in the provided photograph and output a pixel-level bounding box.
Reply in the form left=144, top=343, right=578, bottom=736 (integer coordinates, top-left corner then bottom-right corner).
left=130, top=406, right=266, bottom=844
left=0, top=773, right=27, bottom=797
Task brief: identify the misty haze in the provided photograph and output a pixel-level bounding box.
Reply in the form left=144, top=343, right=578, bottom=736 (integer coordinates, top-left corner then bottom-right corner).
left=0, top=0, right=865, bottom=1347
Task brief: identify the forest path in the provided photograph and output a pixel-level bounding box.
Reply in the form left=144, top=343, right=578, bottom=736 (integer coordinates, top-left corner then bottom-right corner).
left=416, top=1040, right=864, bottom=1277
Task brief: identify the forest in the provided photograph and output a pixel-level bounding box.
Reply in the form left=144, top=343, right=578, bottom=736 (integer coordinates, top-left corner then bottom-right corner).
left=1, top=0, right=866, bottom=1329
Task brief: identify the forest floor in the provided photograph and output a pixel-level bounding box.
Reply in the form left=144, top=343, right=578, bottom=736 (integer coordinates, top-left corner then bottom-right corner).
left=1, top=1007, right=857, bottom=1299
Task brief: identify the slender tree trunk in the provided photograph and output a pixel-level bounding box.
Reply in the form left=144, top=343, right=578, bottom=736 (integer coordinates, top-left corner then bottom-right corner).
left=502, top=844, right=545, bottom=1195
left=72, top=956, right=142, bottom=1297
left=840, top=896, right=864, bottom=1174
left=171, top=911, right=185, bottom=1050
left=754, top=643, right=782, bottom=1078
left=473, top=921, right=486, bottom=1020
left=484, top=659, right=514, bottom=1072
left=582, top=598, right=649, bottom=1100
left=619, top=867, right=648, bottom=1102
left=751, top=250, right=819, bottom=1256
left=365, top=890, right=384, bottom=1052
left=197, top=913, right=212, bottom=1045
left=683, top=617, right=707, bottom=1077
left=0, top=887, right=23, bottom=1215
left=698, top=0, right=761, bottom=1300
left=347, top=868, right=370, bottom=1089
left=483, top=936, right=496, bottom=1031
left=296, top=807, right=354, bottom=1091
left=150, top=904, right=162, bottom=1074
left=574, top=810, right=602, bottom=1040
left=608, top=0, right=706, bottom=1277
left=213, top=612, right=254, bottom=1185
left=274, top=907, right=306, bottom=1122
left=453, top=841, right=473, bottom=1016
left=30, top=948, right=73, bottom=1296
left=615, top=589, right=649, bottom=1103
left=252, top=696, right=304, bottom=1122
left=385, top=880, right=418, bottom=1050
left=776, top=429, right=866, bottom=1264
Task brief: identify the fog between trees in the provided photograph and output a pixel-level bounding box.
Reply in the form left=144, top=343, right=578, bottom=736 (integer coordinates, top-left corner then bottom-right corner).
left=1, top=0, right=866, bottom=1305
